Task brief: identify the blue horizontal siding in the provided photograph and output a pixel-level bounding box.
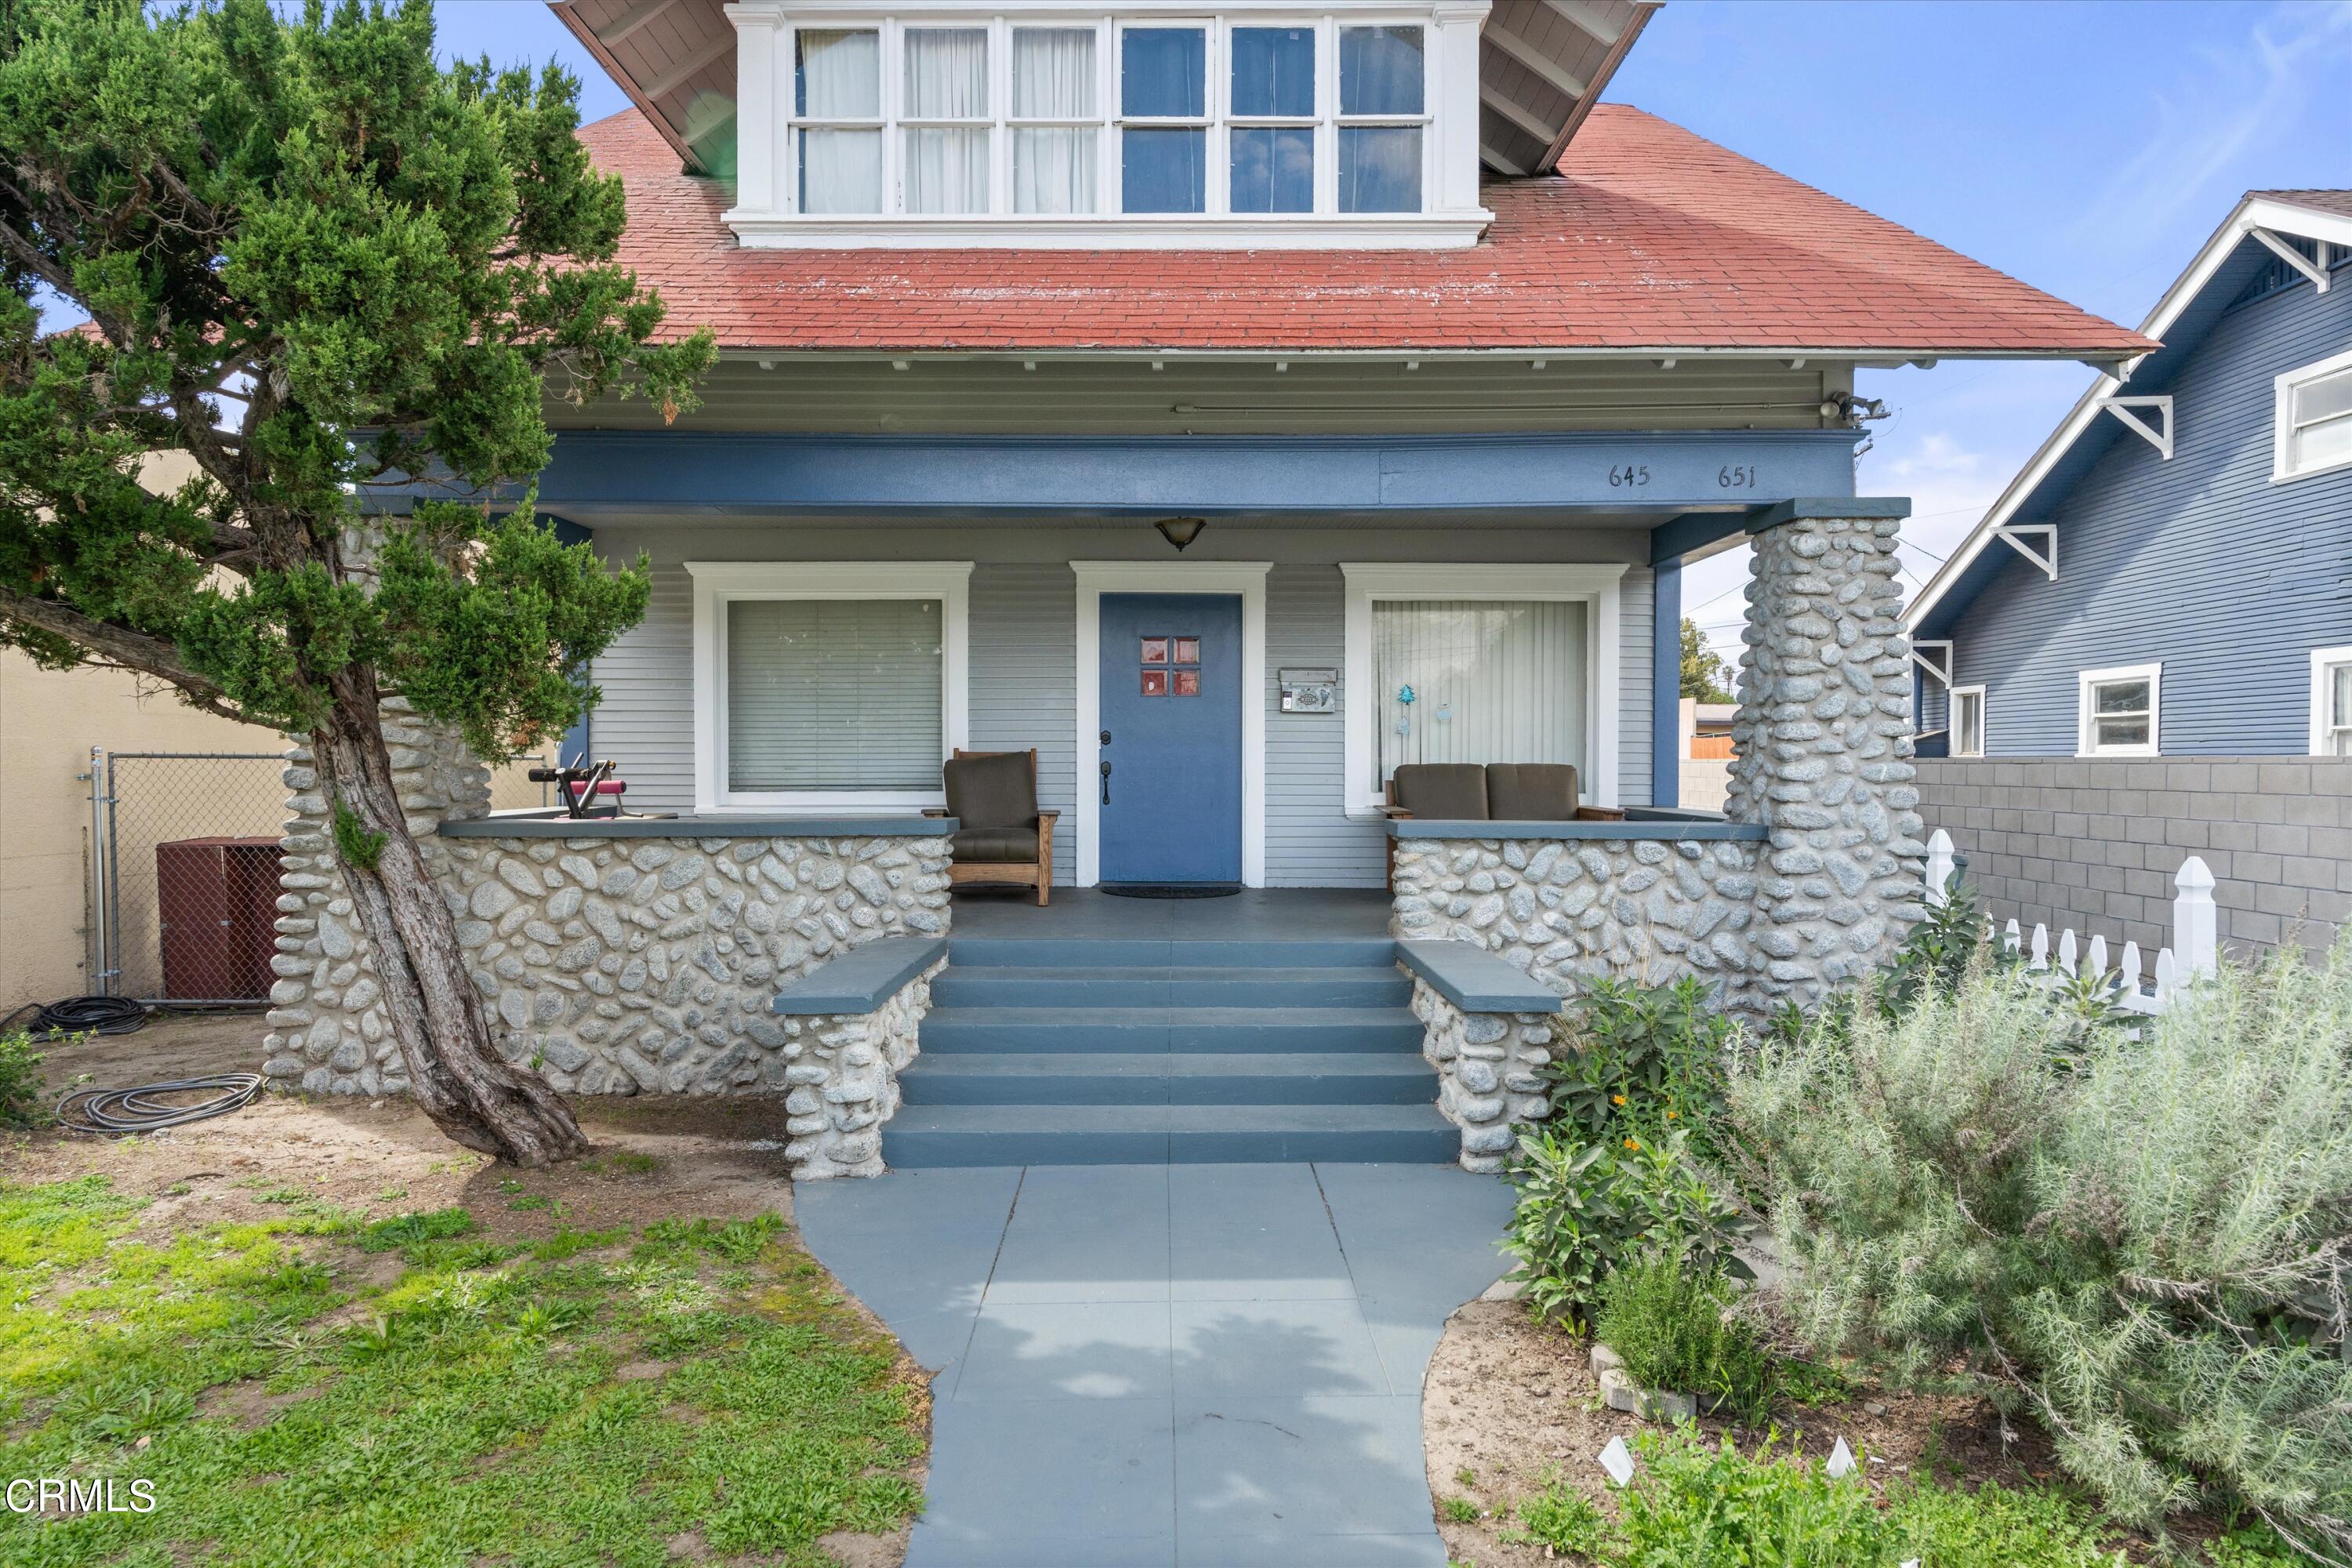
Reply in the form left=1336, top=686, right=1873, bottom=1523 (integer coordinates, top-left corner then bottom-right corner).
left=1951, top=273, right=2352, bottom=757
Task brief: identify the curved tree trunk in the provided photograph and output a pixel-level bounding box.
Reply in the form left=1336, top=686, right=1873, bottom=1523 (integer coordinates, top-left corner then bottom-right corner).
left=311, top=667, right=587, bottom=1167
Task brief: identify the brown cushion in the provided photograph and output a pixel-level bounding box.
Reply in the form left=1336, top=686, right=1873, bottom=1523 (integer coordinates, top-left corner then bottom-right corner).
left=945, top=752, right=1036, bottom=833
left=1390, top=764, right=1489, bottom=820
left=1485, top=764, right=1581, bottom=820
left=953, top=825, right=1040, bottom=863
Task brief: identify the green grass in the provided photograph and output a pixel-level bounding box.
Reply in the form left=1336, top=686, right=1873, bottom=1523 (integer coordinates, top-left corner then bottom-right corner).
left=0, top=1174, right=925, bottom=1567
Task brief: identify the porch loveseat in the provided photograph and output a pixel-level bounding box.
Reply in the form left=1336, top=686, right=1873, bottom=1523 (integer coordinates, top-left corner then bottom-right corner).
left=1381, top=763, right=1624, bottom=887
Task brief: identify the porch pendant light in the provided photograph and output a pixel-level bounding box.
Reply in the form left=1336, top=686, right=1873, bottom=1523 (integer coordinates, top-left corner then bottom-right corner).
left=1154, top=516, right=1207, bottom=552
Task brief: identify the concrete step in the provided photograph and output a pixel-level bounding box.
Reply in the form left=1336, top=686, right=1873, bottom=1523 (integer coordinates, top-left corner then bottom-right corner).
left=882, top=1102, right=1461, bottom=1167
left=916, top=1005, right=1428, bottom=1055
left=927, top=965, right=1414, bottom=1010
left=946, top=937, right=1398, bottom=969
left=898, top=1051, right=1437, bottom=1106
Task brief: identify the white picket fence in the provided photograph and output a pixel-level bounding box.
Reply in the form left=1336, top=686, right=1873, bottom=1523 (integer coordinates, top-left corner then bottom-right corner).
left=1924, top=828, right=2218, bottom=1015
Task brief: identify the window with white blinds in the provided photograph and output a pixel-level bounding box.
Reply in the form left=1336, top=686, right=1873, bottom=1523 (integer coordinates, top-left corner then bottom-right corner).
left=1371, top=600, right=1588, bottom=789
left=726, top=598, right=945, bottom=791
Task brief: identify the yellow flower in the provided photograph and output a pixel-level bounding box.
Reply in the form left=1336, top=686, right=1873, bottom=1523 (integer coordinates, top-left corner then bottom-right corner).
left=1666, top=1109, right=1679, bottom=1120
left=1622, top=1136, right=1640, bottom=1151
left=1611, top=1094, right=1627, bottom=1106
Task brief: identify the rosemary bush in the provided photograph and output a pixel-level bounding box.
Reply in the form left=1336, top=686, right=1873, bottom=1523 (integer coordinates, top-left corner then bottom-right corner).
left=1731, top=941, right=2352, bottom=1560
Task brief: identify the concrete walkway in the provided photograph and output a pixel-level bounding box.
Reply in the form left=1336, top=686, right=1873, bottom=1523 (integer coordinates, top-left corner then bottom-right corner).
left=796, top=1163, right=1516, bottom=1568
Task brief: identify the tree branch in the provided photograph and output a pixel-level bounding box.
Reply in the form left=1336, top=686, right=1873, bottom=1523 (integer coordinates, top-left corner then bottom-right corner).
left=0, top=587, right=247, bottom=724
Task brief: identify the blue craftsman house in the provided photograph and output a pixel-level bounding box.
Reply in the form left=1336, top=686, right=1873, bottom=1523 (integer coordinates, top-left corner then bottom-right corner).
left=1907, top=189, right=2352, bottom=760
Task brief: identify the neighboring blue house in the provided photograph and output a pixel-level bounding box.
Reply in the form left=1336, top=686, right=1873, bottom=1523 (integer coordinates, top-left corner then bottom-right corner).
left=1906, top=189, right=2352, bottom=956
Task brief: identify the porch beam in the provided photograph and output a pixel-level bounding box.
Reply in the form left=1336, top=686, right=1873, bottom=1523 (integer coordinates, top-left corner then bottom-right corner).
left=490, top=430, right=1868, bottom=517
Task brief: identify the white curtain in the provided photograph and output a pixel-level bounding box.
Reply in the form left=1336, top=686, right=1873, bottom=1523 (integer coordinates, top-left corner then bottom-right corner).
left=798, top=30, right=880, bottom=213
left=904, top=29, right=989, bottom=214
left=1373, top=601, right=1588, bottom=790
left=1012, top=28, right=1096, bottom=215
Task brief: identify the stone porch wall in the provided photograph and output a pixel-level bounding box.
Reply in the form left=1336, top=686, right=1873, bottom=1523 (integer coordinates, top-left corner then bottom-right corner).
left=1387, top=510, right=1928, bottom=1012
left=1407, top=977, right=1558, bottom=1173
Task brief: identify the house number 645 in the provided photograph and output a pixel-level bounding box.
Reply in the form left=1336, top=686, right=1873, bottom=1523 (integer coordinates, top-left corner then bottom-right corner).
left=1608, top=463, right=1650, bottom=488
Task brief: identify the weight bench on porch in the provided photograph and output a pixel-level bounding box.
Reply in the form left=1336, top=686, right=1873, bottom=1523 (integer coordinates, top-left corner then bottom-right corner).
left=924, top=748, right=1059, bottom=906
left=1381, top=763, right=1624, bottom=888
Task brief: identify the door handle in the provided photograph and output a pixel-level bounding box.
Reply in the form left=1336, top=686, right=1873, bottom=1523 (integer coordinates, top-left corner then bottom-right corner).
left=1100, top=759, right=1112, bottom=805
left=1101, top=730, right=1112, bottom=745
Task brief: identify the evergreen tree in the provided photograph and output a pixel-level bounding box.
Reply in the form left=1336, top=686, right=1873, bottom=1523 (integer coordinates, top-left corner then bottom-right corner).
left=0, top=0, right=714, bottom=1163
left=1679, top=617, right=1735, bottom=703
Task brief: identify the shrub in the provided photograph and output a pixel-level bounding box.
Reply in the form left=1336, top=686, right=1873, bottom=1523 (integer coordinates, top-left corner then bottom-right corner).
left=1544, top=977, right=1732, bottom=1150
left=1506, top=1475, right=1613, bottom=1558
left=1732, top=941, right=2352, bottom=1557
left=1501, top=1124, right=1751, bottom=1330
left=1614, top=1426, right=1890, bottom=1566
left=1593, top=1256, right=1777, bottom=1421
left=0, top=1028, right=49, bottom=1129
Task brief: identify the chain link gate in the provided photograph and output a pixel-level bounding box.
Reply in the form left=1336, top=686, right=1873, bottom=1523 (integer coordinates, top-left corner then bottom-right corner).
left=85, top=749, right=559, bottom=1004
left=89, top=751, right=290, bottom=1005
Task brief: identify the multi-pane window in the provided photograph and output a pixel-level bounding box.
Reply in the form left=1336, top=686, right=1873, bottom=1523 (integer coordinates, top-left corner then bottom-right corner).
left=902, top=29, right=990, bottom=214
left=782, top=18, right=1429, bottom=221
left=2314, top=647, right=2352, bottom=757
left=1228, top=27, right=1314, bottom=212
left=1011, top=28, right=1098, bottom=213
left=1119, top=25, right=1208, bottom=212
left=1950, top=686, right=1985, bottom=757
left=795, top=29, right=883, bottom=214
left=2078, top=665, right=2160, bottom=757
left=2277, top=351, right=2352, bottom=481
left=1338, top=24, right=1425, bottom=212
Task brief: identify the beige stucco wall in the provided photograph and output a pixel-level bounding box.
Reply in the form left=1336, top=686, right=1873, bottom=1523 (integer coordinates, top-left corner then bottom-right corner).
left=0, top=648, right=281, bottom=1009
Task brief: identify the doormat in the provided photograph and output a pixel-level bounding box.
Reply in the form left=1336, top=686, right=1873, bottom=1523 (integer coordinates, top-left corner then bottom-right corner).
left=1099, top=883, right=1240, bottom=899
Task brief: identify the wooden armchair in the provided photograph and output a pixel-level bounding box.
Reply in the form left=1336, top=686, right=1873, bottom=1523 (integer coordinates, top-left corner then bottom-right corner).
left=924, top=748, right=1059, bottom=906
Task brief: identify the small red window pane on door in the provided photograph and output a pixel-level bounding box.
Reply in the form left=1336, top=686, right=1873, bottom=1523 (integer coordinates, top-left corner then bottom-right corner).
left=1141, top=637, right=1169, bottom=664
left=1172, top=637, right=1200, bottom=665
left=1173, top=670, right=1200, bottom=697
left=1141, top=669, right=1168, bottom=696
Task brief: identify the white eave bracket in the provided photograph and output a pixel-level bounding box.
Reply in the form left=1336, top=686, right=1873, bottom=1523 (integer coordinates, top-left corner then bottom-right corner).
left=2100, top=394, right=2173, bottom=459
left=1993, top=524, right=2057, bottom=581
left=2250, top=227, right=2332, bottom=292
left=1911, top=640, right=1955, bottom=688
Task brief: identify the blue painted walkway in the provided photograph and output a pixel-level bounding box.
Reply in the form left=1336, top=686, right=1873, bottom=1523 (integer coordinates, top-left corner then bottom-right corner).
left=796, top=1163, right=1517, bottom=1568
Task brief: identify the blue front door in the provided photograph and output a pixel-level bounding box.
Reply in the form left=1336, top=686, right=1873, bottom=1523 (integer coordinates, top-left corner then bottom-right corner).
left=1098, top=593, right=1243, bottom=885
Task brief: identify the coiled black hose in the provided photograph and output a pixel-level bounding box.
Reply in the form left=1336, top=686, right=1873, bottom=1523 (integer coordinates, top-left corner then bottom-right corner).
left=2, top=995, right=150, bottom=1040
left=54, top=1075, right=266, bottom=1134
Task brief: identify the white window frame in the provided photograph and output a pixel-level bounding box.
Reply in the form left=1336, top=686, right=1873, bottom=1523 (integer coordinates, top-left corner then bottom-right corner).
left=2274, top=346, right=2352, bottom=483
left=687, top=561, right=973, bottom=813
left=1339, top=563, right=1624, bottom=817
left=723, top=0, right=1490, bottom=251
left=2311, top=644, right=2352, bottom=757
left=2076, top=662, right=2161, bottom=758
left=1949, top=684, right=1986, bottom=757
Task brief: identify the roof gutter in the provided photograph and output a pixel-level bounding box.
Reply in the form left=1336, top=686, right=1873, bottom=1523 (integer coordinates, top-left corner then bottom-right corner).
left=706, top=345, right=2150, bottom=366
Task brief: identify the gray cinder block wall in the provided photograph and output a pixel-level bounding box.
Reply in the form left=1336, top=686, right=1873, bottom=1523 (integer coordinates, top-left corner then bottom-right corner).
left=1913, top=757, right=2352, bottom=960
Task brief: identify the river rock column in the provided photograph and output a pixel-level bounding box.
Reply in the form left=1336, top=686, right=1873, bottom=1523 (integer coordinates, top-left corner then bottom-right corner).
left=1723, top=503, right=1929, bottom=1010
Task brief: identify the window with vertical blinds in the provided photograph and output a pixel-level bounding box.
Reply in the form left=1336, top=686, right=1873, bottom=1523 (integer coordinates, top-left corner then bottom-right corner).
left=726, top=599, right=944, bottom=792
left=1371, top=600, right=1587, bottom=790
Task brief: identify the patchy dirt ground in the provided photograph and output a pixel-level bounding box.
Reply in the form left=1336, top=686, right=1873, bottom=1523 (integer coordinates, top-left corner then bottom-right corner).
left=11, top=1011, right=805, bottom=1238
left=1423, top=1296, right=2096, bottom=1568
left=6, top=1009, right=924, bottom=1568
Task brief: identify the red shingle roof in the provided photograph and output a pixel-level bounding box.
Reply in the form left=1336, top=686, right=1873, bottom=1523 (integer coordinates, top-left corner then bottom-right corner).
left=582, top=103, right=2154, bottom=357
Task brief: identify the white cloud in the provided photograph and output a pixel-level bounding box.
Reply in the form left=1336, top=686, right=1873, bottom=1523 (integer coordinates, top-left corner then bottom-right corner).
left=2064, top=1, right=2352, bottom=254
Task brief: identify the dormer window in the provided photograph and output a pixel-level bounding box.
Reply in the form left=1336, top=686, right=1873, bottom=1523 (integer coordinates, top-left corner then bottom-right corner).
left=725, top=3, right=1492, bottom=250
